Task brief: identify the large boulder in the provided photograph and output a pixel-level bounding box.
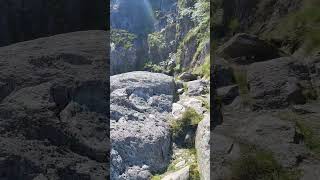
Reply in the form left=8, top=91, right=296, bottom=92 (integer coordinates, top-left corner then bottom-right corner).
left=187, top=80, right=210, bottom=96
left=0, top=0, right=107, bottom=47
left=235, top=114, right=309, bottom=168
left=162, top=166, right=190, bottom=180
left=0, top=31, right=109, bottom=179
left=248, top=57, right=309, bottom=109
left=110, top=71, right=175, bottom=179
left=217, top=33, right=283, bottom=64
left=217, top=85, right=239, bottom=105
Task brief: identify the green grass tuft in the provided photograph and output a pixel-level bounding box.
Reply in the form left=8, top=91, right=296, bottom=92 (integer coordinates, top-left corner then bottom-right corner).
left=231, top=147, right=301, bottom=180
left=170, top=107, right=203, bottom=140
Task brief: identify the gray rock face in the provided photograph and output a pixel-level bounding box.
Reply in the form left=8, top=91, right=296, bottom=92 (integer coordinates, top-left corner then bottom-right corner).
left=210, top=134, right=240, bottom=180
left=110, top=71, right=175, bottom=179
left=236, top=114, right=309, bottom=168
left=195, top=114, right=210, bottom=180
left=110, top=44, right=137, bottom=75
left=0, top=31, right=108, bottom=179
left=248, top=57, right=309, bottom=109
left=0, top=0, right=107, bottom=47
left=179, top=72, right=198, bottom=82
left=214, top=57, right=236, bottom=88
left=162, top=166, right=190, bottom=180
left=217, top=85, right=239, bottom=105
left=217, top=33, right=283, bottom=64
left=187, top=80, right=209, bottom=96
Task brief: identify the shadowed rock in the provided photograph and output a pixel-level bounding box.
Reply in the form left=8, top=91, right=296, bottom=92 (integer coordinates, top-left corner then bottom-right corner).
left=0, top=30, right=109, bottom=179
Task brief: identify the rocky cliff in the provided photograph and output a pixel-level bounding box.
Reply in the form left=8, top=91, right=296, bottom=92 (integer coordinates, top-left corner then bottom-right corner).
left=212, top=0, right=320, bottom=179
left=110, top=0, right=211, bottom=179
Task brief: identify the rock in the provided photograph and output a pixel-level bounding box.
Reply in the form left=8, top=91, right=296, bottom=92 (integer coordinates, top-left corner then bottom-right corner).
left=162, top=166, right=190, bottom=180
left=195, top=114, right=211, bottom=180
left=0, top=0, right=107, bottom=47
left=176, top=97, right=206, bottom=116
left=179, top=72, right=198, bottom=82
left=299, top=160, right=320, bottom=180
left=119, top=166, right=152, bottom=180
left=110, top=71, right=175, bottom=179
left=214, top=57, right=236, bottom=88
left=0, top=31, right=108, bottom=179
left=175, top=160, right=186, bottom=169
left=236, top=114, right=309, bottom=168
left=175, top=80, right=184, bottom=90
left=210, top=133, right=240, bottom=180
left=177, top=88, right=184, bottom=95
left=308, top=56, right=320, bottom=94
left=172, top=103, right=186, bottom=119
left=110, top=30, right=138, bottom=75
left=187, top=80, right=209, bottom=96
left=217, top=33, right=283, bottom=64
left=217, top=85, right=239, bottom=105
left=248, top=57, right=308, bottom=109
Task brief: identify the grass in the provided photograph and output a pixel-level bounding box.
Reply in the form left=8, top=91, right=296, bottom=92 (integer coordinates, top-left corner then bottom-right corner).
left=233, top=67, right=252, bottom=107
left=198, top=96, right=210, bottom=111
left=230, top=146, right=301, bottom=180
left=193, top=55, right=210, bottom=79
left=152, top=148, right=200, bottom=179
left=170, top=107, right=203, bottom=140
left=261, top=0, right=320, bottom=54
left=151, top=175, right=161, bottom=180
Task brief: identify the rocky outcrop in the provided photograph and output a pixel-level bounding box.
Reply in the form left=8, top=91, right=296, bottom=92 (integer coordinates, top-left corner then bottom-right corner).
left=162, top=166, right=190, bottom=180
left=217, top=85, right=239, bottom=105
left=0, top=0, right=107, bottom=47
left=110, top=71, right=175, bottom=179
left=248, top=57, right=309, bottom=109
left=217, top=33, right=283, bottom=64
left=187, top=79, right=210, bottom=96
left=0, top=31, right=108, bottom=179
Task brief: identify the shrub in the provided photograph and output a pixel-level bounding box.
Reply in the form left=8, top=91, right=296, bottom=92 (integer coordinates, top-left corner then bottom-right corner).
left=148, top=32, right=166, bottom=50
left=111, top=29, right=136, bottom=49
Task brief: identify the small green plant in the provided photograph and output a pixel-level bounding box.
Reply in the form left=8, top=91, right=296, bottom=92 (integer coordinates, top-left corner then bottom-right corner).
left=231, top=147, right=300, bottom=180
left=233, top=68, right=248, bottom=95
left=233, top=67, right=251, bottom=107
left=170, top=108, right=203, bottom=139
left=144, top=61, right=164, bottom=73
left=190, top=163, right=201, bottom=180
